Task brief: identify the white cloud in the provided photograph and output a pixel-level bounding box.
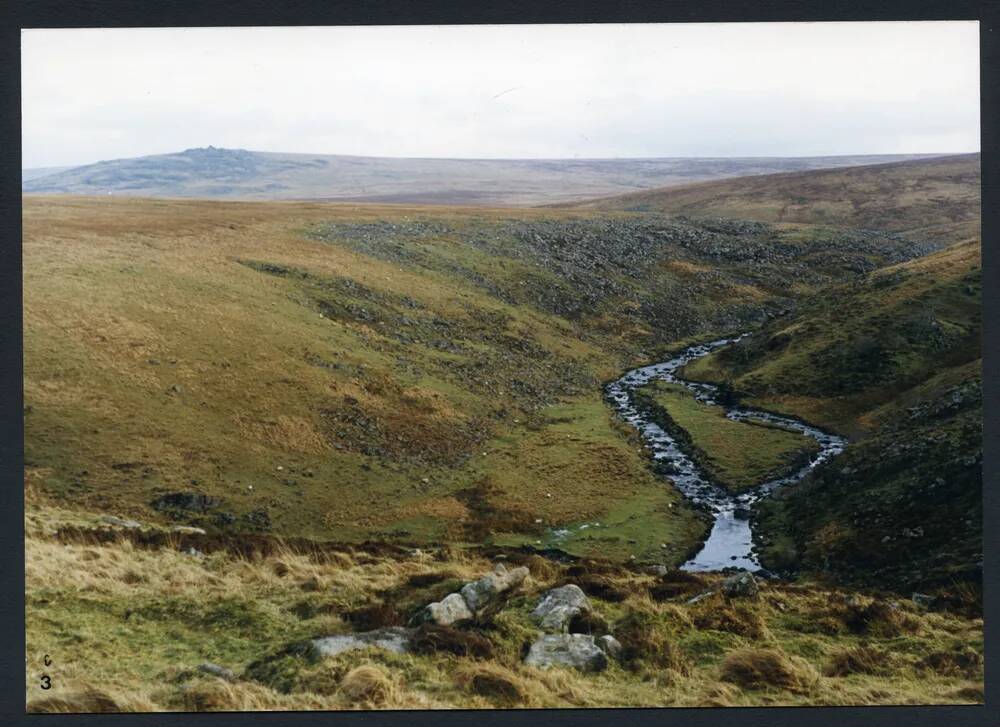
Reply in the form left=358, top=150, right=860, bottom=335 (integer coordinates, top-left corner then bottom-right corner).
left=21, top=22, right=980, bottom=168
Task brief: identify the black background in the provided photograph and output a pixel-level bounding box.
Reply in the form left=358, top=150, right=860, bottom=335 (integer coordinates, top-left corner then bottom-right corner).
left=1, top=2, right=996, bottom=725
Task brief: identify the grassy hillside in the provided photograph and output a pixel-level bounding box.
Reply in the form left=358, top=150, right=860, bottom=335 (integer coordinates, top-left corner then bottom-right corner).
left=566, top=154, right=980, bottom=245
left=681, top=240, right=982, bottom=589
left=23, top=197, right=935, bottom=563
left=21, top=147, right=936, bottom=206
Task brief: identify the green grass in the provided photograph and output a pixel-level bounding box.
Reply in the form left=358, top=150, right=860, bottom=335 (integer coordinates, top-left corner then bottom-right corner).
left=637, top=382, right=820, bottom=493
left=475, top=399, right=708, bottom=562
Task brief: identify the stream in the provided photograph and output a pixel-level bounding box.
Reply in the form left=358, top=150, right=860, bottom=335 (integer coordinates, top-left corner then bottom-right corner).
left=604, top=335, right=847, bottom=572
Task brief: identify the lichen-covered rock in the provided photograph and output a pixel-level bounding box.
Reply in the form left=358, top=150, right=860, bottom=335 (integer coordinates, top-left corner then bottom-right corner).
left=686, top=590, right=715, bottom=605
left=596, top=635, right=622, bottom=659
left=311, top=627, right=413, bottom=657
left=721, top=572, right=759, bottom=598
left=419, top=592, right=474, bottom=626
left=170, top=525, right=206, bottom=535
left=101, top=515, right=142, bottom=529
left=197, top=662, right=236, bottom=682
left=531, top=584, right=591, bottom=632
left=524, top=634, right=608, bottom=672
left=459, top=563, right=529, bottom=613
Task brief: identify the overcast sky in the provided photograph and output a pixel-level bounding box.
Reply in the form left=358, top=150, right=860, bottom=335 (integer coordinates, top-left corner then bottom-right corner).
left=21, top=22, right=980, bottom=168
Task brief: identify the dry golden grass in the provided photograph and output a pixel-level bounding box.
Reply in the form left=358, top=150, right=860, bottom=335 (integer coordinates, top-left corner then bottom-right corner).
left=24, top=503, right=984, bottom=711
left=825, top=645, right=895, bottom=677
left=338, top=664, right=397, bottom=705
left=719, top=648, right=820, bottom=694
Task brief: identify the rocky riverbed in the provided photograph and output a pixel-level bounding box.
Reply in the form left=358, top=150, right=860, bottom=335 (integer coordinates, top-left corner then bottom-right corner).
left=605, top=336, right=847, bottom=571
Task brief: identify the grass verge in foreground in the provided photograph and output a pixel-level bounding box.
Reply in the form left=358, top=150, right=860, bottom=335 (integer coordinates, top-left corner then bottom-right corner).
left=25, top=504, right=983, bottom=711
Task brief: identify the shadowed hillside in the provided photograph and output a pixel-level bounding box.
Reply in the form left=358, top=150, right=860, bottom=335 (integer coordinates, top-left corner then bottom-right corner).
left=565, top=154, right=980, bottom=244
left=682, top=240, right=982, bottom=589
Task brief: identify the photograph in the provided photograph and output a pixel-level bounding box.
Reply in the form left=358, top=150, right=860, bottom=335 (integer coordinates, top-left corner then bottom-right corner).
left=20, top=20, right=983, bottom=712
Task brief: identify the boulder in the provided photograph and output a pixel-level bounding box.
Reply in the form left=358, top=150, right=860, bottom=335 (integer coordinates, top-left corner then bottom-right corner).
left=419, top=592, right=474, bottom=627
left=459, top=563, right=529, bottom=613
left=170, top=525, right=206, bottom=535
left=596, top=635, right=622, bottom=660
left=721, top=572, right=759, bottom=598
left=531, top=584, right=591, bottom=632
left=524, top=634, right=608, bottom=672
left=311, top=627, right=413, bottom=658
left=197, top=662, right=235, bottom=682
left=101, top=515, right=143, bottom=529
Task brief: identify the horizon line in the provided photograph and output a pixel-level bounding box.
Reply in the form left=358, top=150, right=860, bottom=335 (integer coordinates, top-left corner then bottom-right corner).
left=23, top=147, right=981, bottom=170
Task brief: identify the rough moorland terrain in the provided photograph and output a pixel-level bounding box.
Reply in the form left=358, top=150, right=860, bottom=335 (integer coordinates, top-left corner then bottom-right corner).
left=565, top=154, right=981, bottom=245
left=25, top=500, right=983, bottom=711
left=681, top=240, right=982, bottom=590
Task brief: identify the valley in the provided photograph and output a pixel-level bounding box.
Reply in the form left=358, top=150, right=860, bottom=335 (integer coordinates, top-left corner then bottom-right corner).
left=22, top=154, right=983, bottom=711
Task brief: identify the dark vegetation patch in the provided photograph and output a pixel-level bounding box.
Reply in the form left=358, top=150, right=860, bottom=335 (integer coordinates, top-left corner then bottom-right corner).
left=568, top=574, right=633, bottom=603
left=244, top=641, right=321, bottom=694
left=405, top=571, right=457, bottom=588
left=453, top=664, right=528, bottom=706
left=841, top=600, right=922, bottom=638
left=567, top=610, right=611, bottom=636
left=28, top=688, right=143, bottom=714
left=345, top=601, right=404, bottom=630
left=918, top=647, right=982, bottom=677
left=150, top=491, right=221, bottom=513
left=52, top=523, right=407, bottom=561
left=410, top=624, right=494, bottom=659
left=455, top=478, right=541, bottom=542
left=719, top=648, right=818, bottom=694
left=690, top=598, right=769, bottom=640
left=614, top=610, right=690, bottom=674
left=825, top=645, right=895, bottom=677
left=649, top=570, right=710, bottom=601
